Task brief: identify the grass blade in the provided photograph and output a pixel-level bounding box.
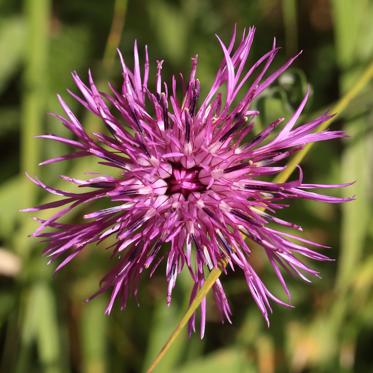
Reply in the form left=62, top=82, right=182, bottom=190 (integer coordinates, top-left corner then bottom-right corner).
left=332, top=0, right=373, bottom=291
left=282, top=0, right=297, bottom=55
left=81, top=297, right=107, bottom=373
left=20, top=0, right=50, bottom=210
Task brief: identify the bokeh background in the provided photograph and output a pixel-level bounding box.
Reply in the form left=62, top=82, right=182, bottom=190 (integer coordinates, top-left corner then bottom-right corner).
left=0, top=0, right=373, bottom=372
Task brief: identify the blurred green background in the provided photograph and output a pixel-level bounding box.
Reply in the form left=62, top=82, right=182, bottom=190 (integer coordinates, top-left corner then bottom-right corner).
left=0, top=0, right=372, bottom=372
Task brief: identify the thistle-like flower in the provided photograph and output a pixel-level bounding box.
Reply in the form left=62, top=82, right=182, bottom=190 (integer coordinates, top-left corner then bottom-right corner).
left=24, top=27, right=351, bottom=336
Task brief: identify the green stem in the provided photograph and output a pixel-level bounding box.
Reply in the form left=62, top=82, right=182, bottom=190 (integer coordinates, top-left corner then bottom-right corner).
left=84, top=0, right=128, bottom=134
left=21, top=0, right=50, bottom=210
left=103, top=0, right=128, bottom=74
left=282, top=0, right=298, bottom=55
left=147, top=267, right=224, bottom=373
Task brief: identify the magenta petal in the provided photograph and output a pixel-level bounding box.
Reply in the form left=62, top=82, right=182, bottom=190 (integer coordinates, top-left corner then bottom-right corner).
left=23, top=26, right=352, bottom=336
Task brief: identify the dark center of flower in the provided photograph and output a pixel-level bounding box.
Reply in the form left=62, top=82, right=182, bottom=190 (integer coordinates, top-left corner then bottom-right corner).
left=165, top=163, right=206, bottom=198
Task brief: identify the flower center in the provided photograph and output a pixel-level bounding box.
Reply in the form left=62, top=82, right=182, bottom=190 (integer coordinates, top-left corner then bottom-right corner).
left=165, top=163, right=206, bottom=198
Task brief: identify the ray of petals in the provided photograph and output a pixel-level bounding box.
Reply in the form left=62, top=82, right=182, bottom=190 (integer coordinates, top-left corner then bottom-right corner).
left=23, top=27, right=352, bottom=339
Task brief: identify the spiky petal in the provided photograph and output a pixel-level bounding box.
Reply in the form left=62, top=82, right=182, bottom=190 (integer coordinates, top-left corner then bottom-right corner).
left=23, top=27, right=352, bottom=336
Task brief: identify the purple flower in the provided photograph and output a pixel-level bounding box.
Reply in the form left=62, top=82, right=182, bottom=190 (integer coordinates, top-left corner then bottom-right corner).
left=23, top=27, right=351, bottom=336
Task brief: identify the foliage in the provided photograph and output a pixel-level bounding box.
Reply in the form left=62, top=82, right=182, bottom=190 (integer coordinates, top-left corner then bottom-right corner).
left=0, top=0, right=372, bottom=372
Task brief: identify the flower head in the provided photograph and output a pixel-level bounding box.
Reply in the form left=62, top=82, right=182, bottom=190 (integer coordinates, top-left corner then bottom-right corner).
left=24, top=27, right=351, bottom=336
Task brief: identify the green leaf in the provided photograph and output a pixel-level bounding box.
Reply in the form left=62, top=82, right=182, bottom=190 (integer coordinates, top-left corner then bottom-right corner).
left=147, top=1, right=189, bottom=65
left=0, top=290, right=16, bottom=327
left=0, top=107, right=20, bottom=137
left=0, top=176, right=25, bottom=240
left=81, top=297, right=107, bottom=373
left=18, top=279, right=62, bottom=373
left=35, top=282, right=62, bottom=373
left=337, top=119, right=372, bottom=289
left=282, top=0, right=298, bottom=55
left=21, top=0, right=51, bottom=210
left=177, top=348, right=255, bottom=373
left=332, top=0, right=373, bottom=290
left=0, top=17, right=25, bottom=93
